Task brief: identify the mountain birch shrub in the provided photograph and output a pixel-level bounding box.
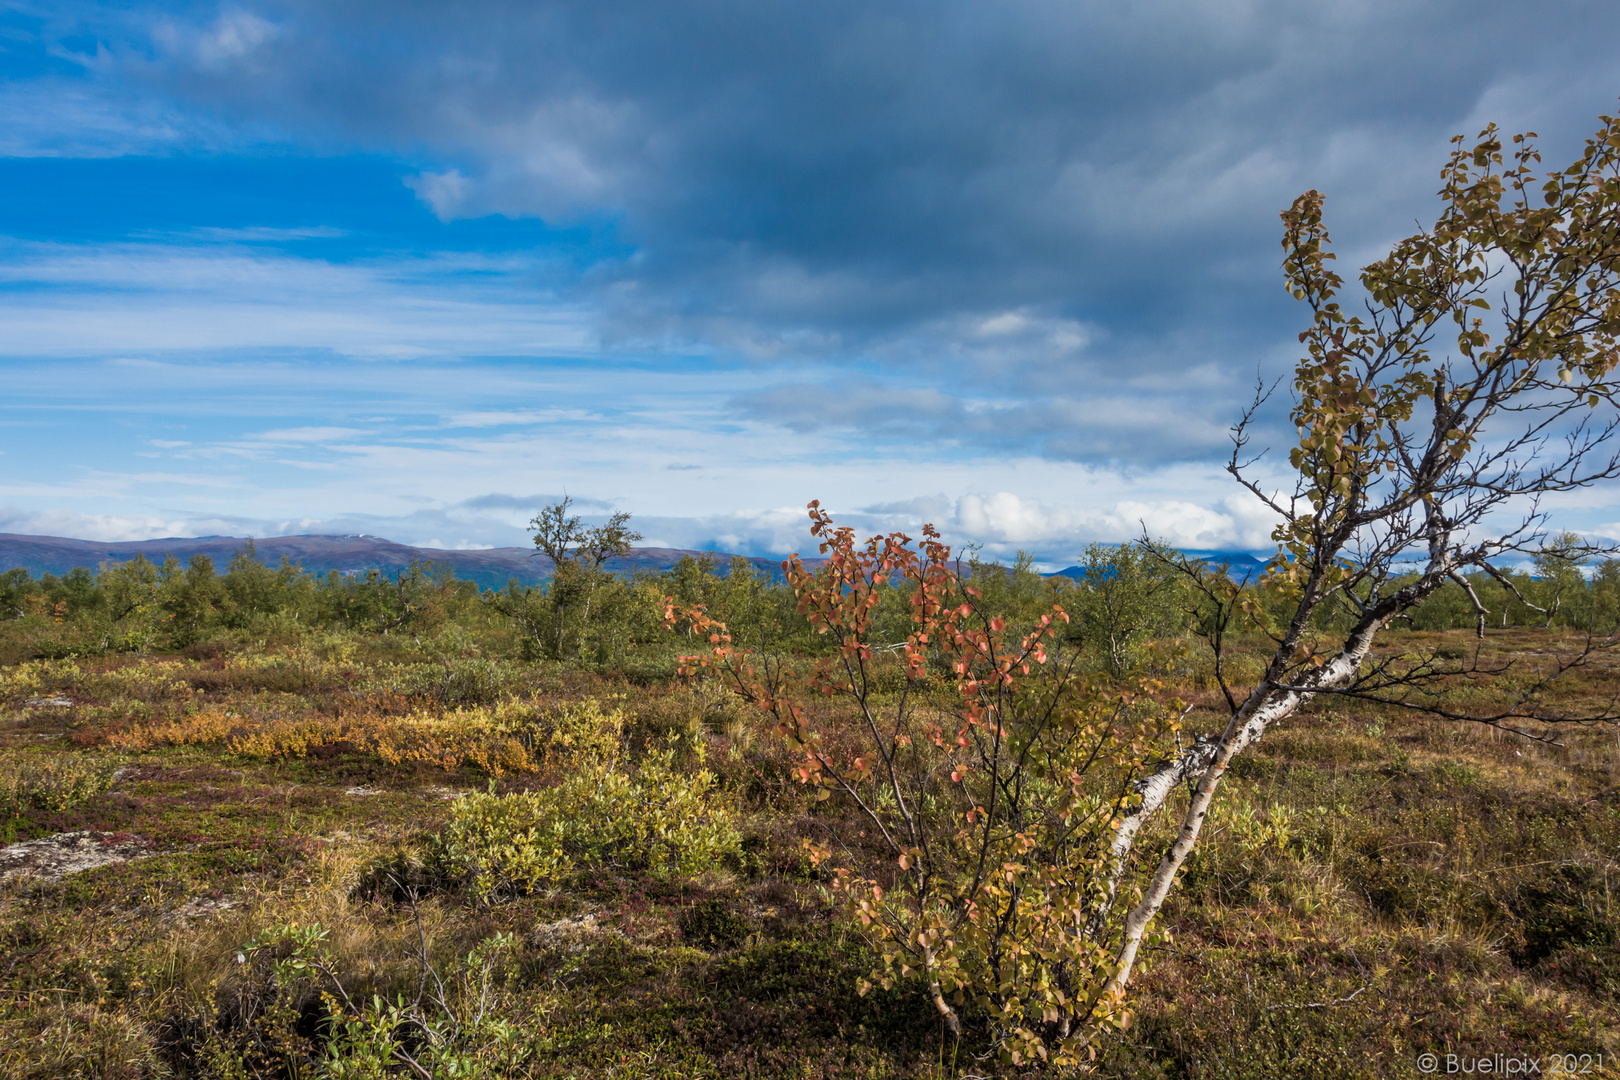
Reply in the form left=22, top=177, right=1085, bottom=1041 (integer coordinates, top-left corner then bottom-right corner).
left=668, top=505, right=1187, bottom=1067
left=674, top=107, right=1620, bottom=1066
left=1065, top=542, right=1185, bottom=677
left=0, top=750, right=118, bottom=830
left=426, top=748, right=741, bottom=898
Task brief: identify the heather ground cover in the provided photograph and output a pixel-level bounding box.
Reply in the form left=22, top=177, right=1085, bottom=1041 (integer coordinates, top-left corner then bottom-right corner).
left=0, top=552, right=1616, bottom=1078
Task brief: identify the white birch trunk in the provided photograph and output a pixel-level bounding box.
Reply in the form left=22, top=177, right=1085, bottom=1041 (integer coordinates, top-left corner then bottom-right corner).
left=1099, top=626, right=1388, bottom=1005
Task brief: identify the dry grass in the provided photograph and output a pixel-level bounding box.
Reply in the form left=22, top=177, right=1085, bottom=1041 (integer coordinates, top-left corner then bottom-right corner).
left=0, top=627, right=1614, bottom=1077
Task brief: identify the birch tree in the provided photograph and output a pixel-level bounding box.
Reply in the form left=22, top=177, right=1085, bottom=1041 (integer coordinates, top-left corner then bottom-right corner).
left=528, top=497, right=642, bottom=659
left=667, top=508, right=1185, bottom=1066
left=671, top=110, right=1620, bottom=1064
left=1102, top=111, right=1620, bottom=1007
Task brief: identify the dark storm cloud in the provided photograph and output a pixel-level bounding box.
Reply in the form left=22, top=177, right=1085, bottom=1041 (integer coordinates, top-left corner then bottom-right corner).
left=115, top=0, right=1620, bottom=333
left=21, top=0, right=1620, bottom=462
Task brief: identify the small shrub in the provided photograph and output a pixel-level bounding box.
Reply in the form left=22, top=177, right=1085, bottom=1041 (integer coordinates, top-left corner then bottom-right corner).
left=1223, top=798, right=1298, bottom=856
left=423, top=746, right=742, bottom=897
left=0, top=751, right=118, bottom=827
left=204, top=923, right=531, bottom=1079
left=1431, top=760, right=1484, bottom=788
left=515, top=698, right=626, bottom=767
left=350, top=850, right=438, bottom=904
left=381, top=654, right=524, bottom=707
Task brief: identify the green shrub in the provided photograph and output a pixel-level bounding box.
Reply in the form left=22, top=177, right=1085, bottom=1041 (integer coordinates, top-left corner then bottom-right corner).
left=379, top=653, right=525, bottom=707
left=424, top=746, right=741, bottom=897
left=0, top=751, right=117, bottom=824
left=516, top=698, right=626, bottom=766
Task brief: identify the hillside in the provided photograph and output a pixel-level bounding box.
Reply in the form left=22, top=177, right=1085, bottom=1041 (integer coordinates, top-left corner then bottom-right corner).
left=0, top=533, right=791, bottom=591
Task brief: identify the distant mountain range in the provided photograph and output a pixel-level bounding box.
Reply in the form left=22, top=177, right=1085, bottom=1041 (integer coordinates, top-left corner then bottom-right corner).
left=0, top=533, right=794, bottom=592
left=1045, top=550, right=1268, bottom=581
left=1, top=533, right=1273, bottom=591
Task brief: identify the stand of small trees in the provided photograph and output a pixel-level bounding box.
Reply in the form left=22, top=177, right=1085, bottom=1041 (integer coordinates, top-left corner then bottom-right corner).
left=6, top=529, right=1620, bottom=666
left=0, top=544, right=476, bottom=660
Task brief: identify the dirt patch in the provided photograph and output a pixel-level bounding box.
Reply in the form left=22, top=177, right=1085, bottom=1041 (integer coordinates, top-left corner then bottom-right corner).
left=0, top=831, right=149, bottom=881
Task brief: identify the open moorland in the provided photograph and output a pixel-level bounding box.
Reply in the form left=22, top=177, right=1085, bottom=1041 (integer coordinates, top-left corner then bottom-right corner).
left=0, top=545, right=1616, bottom=1079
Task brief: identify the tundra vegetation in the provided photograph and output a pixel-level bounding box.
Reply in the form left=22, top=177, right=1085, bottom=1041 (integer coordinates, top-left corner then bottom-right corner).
left=0, top=113, right=1619, bottom=1077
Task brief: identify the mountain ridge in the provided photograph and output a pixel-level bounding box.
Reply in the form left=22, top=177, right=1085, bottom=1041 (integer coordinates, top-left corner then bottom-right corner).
left=1, top=533, right=1272, bottom=591
left=0, top=532, right=795, bottom=591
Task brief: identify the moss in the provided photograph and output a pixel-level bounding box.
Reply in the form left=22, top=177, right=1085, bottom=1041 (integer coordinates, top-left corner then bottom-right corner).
left=679, top=897, right=751, bottom=951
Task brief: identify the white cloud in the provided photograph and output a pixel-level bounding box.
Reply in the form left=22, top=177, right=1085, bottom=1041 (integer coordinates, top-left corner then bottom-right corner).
left=0, top=239, right=595, bottom=358
left=404, top=170, right=473, bottom=221
left=951, top=490, right=1278, bottom=552
left=441, top=409, right=601, bottom=428
left=251, top=427, right=368, bottom=443
left=0, top=506, right=248, bottom=542
left=149, top=10, right=280, bottom=71
left=194, top=12, right=278, bottom=67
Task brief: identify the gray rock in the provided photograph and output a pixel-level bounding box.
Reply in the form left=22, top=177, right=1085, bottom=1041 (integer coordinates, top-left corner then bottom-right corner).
left=0, top=831, right=148, bottom=881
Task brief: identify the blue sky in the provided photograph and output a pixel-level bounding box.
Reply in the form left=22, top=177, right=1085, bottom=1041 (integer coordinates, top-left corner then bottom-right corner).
left=4, top=1, right=1620, bottom=563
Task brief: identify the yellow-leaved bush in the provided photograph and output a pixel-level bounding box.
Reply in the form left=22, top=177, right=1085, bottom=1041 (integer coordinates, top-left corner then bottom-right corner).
left=3, top=658, right=195, bottom=713
left=0, top=750, right=118, bottom=825
left=100, top=698, right=624, bottom=778
left=421, top=700, right=741, bottom=897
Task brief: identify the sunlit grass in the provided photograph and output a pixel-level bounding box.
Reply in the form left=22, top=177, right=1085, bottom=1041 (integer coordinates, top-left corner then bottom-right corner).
left=0, top=625, right=1614, bottom=1077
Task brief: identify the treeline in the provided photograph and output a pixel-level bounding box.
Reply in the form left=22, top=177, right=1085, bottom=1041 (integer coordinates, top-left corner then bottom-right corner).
left=0, top=536, right=1615, bottom=667
left=0, top=542, right=485, bottom=654
left=0, top=540, right=825, bottom=665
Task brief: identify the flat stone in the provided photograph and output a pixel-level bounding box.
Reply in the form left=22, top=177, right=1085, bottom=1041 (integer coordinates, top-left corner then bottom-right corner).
left=0, top=831, right=149, bottom=882
left=176, top=895, right=235, bottom=919
left=529, top=913, right=616, bottom=954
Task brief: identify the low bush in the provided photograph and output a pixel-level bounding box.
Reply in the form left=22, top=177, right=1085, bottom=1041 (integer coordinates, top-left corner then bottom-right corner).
left=0, top=750, right=118, bottom=830
left=100, top=699, right=621, bottom=777
left=423, top=746, right=742, bottom=897
left=512, top=697, right=626, bottom=767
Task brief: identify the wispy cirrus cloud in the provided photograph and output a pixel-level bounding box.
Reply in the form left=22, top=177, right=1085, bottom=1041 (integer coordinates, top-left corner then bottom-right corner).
left=0, top=237, right=594, bottom=358
left=441, top=409, right=602, bottom=429
left=250, top=427, right=369, bottom=443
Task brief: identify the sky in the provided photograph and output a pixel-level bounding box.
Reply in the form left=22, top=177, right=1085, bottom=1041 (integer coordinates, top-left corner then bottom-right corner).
left=3, top=1, right=1620, bottom=565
